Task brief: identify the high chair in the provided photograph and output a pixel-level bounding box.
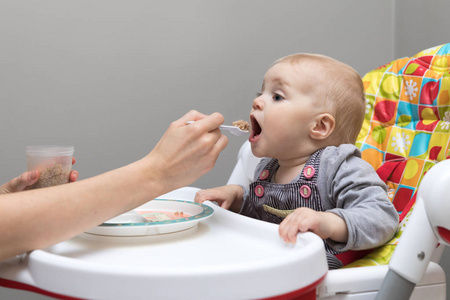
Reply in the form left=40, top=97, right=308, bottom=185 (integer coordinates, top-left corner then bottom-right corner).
left=227, top=43, right=450, bottom=299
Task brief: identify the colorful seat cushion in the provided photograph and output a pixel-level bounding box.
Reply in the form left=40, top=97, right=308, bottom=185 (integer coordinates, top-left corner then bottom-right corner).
left=346, top=43, right=450, bottom=267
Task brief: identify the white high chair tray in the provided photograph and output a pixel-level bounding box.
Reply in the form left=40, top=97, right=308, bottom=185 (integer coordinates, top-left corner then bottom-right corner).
left=0, top=188, right=328, bottom=300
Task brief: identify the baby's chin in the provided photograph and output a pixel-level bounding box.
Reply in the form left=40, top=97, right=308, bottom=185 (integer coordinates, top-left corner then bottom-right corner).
left=250, top=143, right=268, bottom=158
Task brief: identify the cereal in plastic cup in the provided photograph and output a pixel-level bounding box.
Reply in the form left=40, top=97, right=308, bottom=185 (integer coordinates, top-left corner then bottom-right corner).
left=25, top=146, right=74, bottom=189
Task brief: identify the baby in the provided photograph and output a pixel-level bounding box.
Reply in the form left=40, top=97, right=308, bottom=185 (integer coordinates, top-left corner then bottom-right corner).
left=195, top=53, right=398, bottom=269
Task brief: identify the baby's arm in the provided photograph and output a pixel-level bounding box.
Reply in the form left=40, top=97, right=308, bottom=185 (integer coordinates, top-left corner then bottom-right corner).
left=278, top=207, right=348, bottom=244
left=318, top=145, right=399, bottom=252
left=194, top=184, right=244, bottom=213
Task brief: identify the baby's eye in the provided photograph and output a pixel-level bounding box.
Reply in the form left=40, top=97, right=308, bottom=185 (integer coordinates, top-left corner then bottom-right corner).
left=273, top=94, right=284, bottom=101
left=256, top=92, right=262, bottom=97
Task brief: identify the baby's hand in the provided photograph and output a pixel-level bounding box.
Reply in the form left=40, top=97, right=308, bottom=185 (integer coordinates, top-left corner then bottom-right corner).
left=278, top=208, right=348, bottom=244
left=194, top=184, right=243, bottom=212
left=278, top=207, right=326, bottom=244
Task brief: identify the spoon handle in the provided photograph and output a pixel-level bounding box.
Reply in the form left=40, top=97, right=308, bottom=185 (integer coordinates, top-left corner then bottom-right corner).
left=186, top=121, right=248, bottom=136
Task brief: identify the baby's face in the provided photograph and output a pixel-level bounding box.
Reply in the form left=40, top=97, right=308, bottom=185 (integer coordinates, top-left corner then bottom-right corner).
left=249, top=61, right=325, bottom=161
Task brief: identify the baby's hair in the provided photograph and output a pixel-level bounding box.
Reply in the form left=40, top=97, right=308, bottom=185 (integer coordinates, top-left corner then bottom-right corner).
left=275, top=53, right=365, bottom=145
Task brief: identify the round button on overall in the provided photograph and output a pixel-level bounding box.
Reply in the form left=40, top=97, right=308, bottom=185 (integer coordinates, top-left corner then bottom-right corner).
left=303, top=166, right=315, bottom=179
left=255, top=185, right=265, bottom=197
left=300, top=185, right=311, bottom=198
left=259, top=170, right=270, bottom=180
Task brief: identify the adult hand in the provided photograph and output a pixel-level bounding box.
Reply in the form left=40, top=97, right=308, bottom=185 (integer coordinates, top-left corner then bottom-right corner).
left=147, top=110, right=228, bottom=192
left=0, top=157, right=79, bottom=194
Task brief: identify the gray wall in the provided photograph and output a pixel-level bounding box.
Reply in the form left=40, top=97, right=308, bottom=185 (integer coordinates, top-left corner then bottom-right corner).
left=2, top=0, right=450, bottom=298
left=1, top=0, right=394, bottom=189
left=395, top=0, right=450, bottom=58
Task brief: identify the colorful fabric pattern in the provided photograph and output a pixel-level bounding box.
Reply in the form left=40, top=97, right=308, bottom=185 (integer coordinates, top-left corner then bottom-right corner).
left=345, top=43, right=450, bottom=268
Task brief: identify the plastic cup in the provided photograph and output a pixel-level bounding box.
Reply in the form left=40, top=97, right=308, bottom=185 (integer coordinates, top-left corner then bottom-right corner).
left=25, top=146, right=75, bottom=189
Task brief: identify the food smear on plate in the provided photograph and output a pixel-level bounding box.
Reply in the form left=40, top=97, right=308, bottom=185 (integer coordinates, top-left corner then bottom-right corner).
left=138, top=211, right=191, bottom=222
left=232, top=120, right=250, bottom=131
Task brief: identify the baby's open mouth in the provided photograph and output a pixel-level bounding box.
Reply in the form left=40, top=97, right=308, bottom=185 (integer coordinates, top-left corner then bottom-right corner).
left=250, top=115, right=262, bottom=140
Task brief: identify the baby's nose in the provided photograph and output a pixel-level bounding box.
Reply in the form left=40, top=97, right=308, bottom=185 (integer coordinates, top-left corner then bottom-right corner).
left=252, top=96, right=264, bottom=110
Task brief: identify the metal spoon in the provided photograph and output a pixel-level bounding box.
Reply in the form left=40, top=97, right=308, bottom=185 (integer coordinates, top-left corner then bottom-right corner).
left=186, top=121, right=249, bottom=136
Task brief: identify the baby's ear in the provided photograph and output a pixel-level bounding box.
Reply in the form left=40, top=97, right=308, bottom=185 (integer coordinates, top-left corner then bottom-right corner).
left=310, top=113, right=335, bottom=140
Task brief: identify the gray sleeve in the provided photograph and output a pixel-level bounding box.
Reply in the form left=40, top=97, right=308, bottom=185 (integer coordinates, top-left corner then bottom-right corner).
left=318, top=145, right=399, bottom=252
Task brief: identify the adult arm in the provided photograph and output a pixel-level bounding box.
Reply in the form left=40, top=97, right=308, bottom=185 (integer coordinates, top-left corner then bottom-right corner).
left=0, top=110, right=228, bottom=262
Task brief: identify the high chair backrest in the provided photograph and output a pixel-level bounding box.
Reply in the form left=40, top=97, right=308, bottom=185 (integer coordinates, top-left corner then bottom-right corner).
left=346, top=43, right=450, bottom=267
